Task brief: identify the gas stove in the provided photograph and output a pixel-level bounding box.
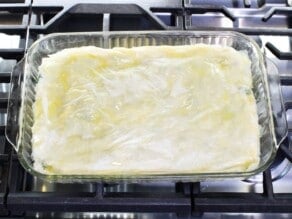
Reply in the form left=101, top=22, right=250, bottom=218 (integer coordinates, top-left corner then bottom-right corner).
left=0, top=0, right=291, bottom=218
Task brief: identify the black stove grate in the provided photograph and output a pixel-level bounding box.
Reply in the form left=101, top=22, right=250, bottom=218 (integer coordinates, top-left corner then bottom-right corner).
left=0, top=0, right=292, bottom=218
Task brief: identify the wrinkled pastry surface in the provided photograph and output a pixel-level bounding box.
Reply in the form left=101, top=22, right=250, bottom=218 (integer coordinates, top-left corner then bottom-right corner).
left=32, top=45, right=260, bottom=175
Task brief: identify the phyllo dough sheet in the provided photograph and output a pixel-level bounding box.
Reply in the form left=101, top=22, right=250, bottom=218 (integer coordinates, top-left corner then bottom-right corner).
left=32, top=45, right=260, bottom=175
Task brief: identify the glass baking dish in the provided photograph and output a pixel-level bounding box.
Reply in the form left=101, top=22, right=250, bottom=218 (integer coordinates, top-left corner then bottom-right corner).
left=5, top=31, right=288, bottom=182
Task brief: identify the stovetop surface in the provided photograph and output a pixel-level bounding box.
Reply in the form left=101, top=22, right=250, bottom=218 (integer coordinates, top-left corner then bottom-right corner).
left=0, top=0, right=292, bottom=218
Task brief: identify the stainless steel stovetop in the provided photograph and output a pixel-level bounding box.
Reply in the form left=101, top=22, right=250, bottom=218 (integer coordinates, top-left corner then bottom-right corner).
left=0, top=0, right=291, bottom=218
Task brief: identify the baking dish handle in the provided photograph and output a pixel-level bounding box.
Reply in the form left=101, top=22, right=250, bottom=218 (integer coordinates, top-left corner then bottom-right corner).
left=266, top=58, right=288, bottom=147
left=5, top=59, right=24, bottom=152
